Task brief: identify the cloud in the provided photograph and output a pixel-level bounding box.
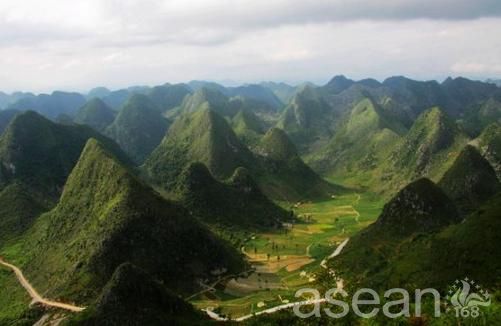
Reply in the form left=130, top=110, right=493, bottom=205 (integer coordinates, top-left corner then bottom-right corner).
left=451, top=62, right=501, bottom=74
left=0, top=1, right=500, bottom=91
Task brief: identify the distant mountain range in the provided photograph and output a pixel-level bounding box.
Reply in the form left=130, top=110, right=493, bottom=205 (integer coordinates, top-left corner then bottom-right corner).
left=1, top=75, right=500, bottom=325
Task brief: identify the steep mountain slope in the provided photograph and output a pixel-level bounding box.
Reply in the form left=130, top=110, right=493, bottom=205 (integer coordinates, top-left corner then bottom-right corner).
left=277, top=86, right=335, bottom=153
left=147, top=83, right=191, bottom=113
left=179, top=87, right=232, bottom=116
left=461, top=96, right=501, bottom=137
left=332, top=178, right=460, bottom=289
left=322, top=75, right=355, bottom=94
left=145, top=108, right=255, bottom=189
left=382, top=76, right=447, bottom=117
left=334, top=191, right=501, bottom=291
left=187, top=80, right=228, bottom=94
left=227, top=84, right=283, bottom=111
left=0, top=109, right=19, bottom=135
left=0, top=111, right=128, bottom=199
left=385, top=107, right=469, bottom=191
left=17, top=139, right=244, bottom=302
left=231, top=109, right=267, bottom=147
left=146, top=109, right=335, bottom=201
left=474, top=123, right=501, bottom=179
left=105, top=94, right=169, bottom=164
left=68, top=263, right=205, bottom=326
left=0, top=111, right=129, bottom=244
left=441, top=76, right=499, bottom=115
left=86, top=87, right=111, bottom=99
left=74, top=98, right=115, bottom=132
left=254, top=128, right=337, bottom=201
left=259, top=82, right=297, bottom=104
left=438, top=145, right=499, bottom=211
left=0, top=182, right=47, bottom=245
left=7, top=91, right=86, bottom=119
left=101, top=89, right=131, bottom=110
left=308, top=97, right=405, bottom=177
left=176, top=163, right=288, bottom=229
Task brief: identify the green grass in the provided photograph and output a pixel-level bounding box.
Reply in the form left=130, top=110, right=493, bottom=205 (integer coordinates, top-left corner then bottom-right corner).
left=191, top=191, right=384, bottom=318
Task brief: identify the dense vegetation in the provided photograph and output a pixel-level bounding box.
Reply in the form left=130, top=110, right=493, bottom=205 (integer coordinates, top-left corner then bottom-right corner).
left=0, top=75, right=500, bottom=325
left=105, top=94, right=169, bottom=164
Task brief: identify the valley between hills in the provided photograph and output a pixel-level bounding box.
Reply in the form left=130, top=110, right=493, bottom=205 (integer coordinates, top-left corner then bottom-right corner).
left=0, top=75, right=500, bottom=325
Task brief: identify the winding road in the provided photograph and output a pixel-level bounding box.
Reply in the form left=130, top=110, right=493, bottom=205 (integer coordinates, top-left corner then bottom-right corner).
left=0, top=258, right=85, bottom=312
left=204, top=238, right=350, bottom=322
left=203, top=194, right=359, bottom=322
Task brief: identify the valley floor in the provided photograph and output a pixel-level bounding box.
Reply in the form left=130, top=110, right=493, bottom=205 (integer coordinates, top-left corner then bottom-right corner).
left=191, top=191, right=384, bottom=319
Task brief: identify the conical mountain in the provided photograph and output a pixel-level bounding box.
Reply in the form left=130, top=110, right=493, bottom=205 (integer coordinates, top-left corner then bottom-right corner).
left=147, top=83, right=191, bottom=113
left=462, top=96, right=501, bottom=136
left=335, top=189, right=501, bottom=290
left=227, top=84, right=283, bottom=110
left=473, top=122, right=501, bottom=179
left=0, top=111, right=129, bottom=200
left=0, top=109, right=19, bottom=135
left=260, top=81, right=297, bottom=104
left=176, top=163, right=288, bottom=229
left=0, top=111, right=129, bottom=244
left=70, top=263, right=204, bottom=325
left=374, top=178, right=460, bottom=235
left=438, top=145, right=499, bottom=211
left=145, top=108, right=255, bottom=189
left=323, top=75, right=355, bottom=94
left=87, top=87, right=111, bottom=99
left=388, top=107, right=469, bottom=188
left=74, top=98, right=115, bottom=132
left=255, top=128, right=337, bottom=201
left=441, top=76, right=498, bottom=115
left=257, top=127, right=298, bottom=161
left=21, top=139, right=244, bottom=301
left=231, top=109, right=266, bottom=146
left=310, top=97, right=405, bottom=176
left=0, top=182, right=46, bottom=245
left=105, top=94, right=169, bottom=164
left=179, top=87, right=231, bottom=116
left=146, top=109, right=336, bottom=201
left=277, top=86, right=333, bottom=152
left=332, top=178, right=461, bottom=289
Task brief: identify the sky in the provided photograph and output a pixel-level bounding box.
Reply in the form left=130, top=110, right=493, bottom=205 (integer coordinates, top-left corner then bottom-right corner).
left=1, top=0, right=501, bottom=93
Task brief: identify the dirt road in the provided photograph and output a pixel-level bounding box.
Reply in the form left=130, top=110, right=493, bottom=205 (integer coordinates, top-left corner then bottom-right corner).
left=0, top=258, right=85, bottom=312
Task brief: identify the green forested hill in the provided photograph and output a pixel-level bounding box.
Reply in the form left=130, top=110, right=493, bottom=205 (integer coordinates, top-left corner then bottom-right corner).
left=145, top=108, right=256, bottom=188
left=176, top=163, right=289, bottom=230
left=67, top=263, right=206, bottom=326
left=145, top=109, right=336, bottom=201
left=0, top=111, right=129, bottom=199
left=438, top=145, right=499, bottom=211
left=13, top=139, right=244, bottom=304
left=74, top=98, right=115, bottom=132
left=332, top=178, right=461, bottom=290
left=473, top=122, right=501, bottom=179
left=105, top=94, right=169, bottom=164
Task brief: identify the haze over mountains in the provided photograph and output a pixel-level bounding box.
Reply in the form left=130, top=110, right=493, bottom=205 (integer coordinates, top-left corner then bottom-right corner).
left=0, top=75, right=501, bottom=325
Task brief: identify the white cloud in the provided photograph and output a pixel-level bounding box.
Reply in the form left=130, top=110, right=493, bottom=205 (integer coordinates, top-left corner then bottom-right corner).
left=0, top=1, right=500, bottom=92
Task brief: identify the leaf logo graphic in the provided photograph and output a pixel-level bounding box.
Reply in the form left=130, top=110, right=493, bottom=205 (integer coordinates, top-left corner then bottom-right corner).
left=450, top=279, right=491, bottom=309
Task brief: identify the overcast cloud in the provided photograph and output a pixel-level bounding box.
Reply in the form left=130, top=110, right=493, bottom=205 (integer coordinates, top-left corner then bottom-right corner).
left=1, top=0, right=500, bottom=92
